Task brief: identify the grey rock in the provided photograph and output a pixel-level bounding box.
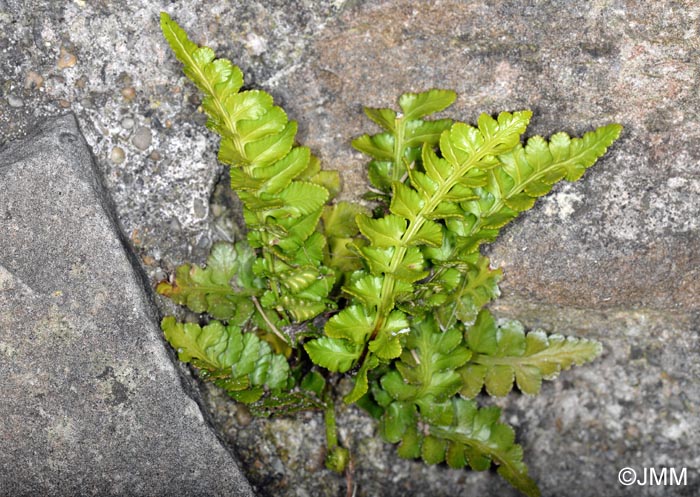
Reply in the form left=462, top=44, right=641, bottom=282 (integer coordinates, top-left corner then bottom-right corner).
left=131, top=126, right=152, bottom=150
left=0, top=114, right=253, bottom=497
left=121, top=117, right=135, bottom=130
left=7, top=94, right=24, bottom=107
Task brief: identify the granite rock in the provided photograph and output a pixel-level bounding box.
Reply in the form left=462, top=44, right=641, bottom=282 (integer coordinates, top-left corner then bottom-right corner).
left=0, top=114, right=253, bottom=497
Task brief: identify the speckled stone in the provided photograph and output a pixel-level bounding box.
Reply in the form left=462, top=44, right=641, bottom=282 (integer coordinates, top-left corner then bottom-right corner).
left=7, top=94, right=24, bottom=107
left=131, top=125, right=152, bottom=150
left=0, top=114, right=253, bottom=497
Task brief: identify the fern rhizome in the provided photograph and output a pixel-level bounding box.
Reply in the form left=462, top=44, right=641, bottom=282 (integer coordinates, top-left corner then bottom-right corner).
left=157, top=12, right=621, bottom=497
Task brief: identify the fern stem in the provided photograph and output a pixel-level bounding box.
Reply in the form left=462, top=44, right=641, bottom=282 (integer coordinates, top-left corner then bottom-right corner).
left=323, top=394, right=349, bottom=473
left=391, top=116, right=406, bottom=182
left=324, top=400, right=338, bottom=450
left=252, top=295, right=287, bottom=343
left=372, top=128, right=514, bottom=339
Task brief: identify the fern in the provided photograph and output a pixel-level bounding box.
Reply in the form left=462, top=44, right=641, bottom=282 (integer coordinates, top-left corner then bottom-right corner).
left=460, top=309, right=602, bottom=397
left=156, top=241, right=260, bottom=322
left=161, top=13, right=336, bottom=327
left=161, top=316, right=293, bottom=402
left=157, top=13, right=622, bottom=497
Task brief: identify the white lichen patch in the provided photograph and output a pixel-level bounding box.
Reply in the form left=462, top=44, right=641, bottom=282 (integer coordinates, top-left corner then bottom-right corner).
left=542, top=188, right=583, bottom=220
left=245, top=33, right=268, bottom=56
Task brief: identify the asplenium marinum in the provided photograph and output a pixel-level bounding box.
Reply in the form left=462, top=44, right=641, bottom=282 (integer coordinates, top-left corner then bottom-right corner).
left=157, top=12, right=621, bottom=497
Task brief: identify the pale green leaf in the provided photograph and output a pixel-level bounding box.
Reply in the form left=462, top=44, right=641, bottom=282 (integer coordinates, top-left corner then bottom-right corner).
left=352, top=133, right=395, bottom=160
left=325, top=305, right=375, bottom=344
left=398, top=89, right=457, bottom=120
left=236, top=106, right=288, bottom=145
left=356, top=213, right=406, bottom=248
left=390, top=181, right=424, bottom=222
left=465, top=310, right=603, bottom=396
left=343, top=273, right=383, bottom=307
left=364, top=107, right=397, bottom=132
left=156, top=241, right=259, bottom=322
left=304, top=337, right=361, bottom=372
left=244, top=121, right=297, bottom=167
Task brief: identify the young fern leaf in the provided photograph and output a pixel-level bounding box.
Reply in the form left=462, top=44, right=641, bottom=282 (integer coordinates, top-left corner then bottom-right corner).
left=156, top=241, right=260, bottom=323
left=320, top=201, right=370, bottom=275
left=161, top=317, right=293, bottom=403
left=373, top=316, right=539, bottom=497
left=461, top=309, right=603, bottom=397
left=352, top=89, right=455, bottom=200
left=160, top=13, right=336, bottom=327
left=414, top=246, right=502, bottom=329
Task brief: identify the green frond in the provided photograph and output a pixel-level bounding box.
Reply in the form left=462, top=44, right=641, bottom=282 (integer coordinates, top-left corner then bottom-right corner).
left=161, top=13, right=336, bottom=327
left=155, top=241, right=260, bottom=323
left=452, top=123, right=623, bottom=254
left=161, top=317, right=293, bottom=402
left=461, top=309, right=603, bottom=397
left=371, top=317, right=539, bottom=497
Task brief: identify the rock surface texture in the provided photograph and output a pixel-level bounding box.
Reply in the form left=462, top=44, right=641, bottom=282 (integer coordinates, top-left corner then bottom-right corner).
left=0, top=114, right=253, bottom=497
left=1, top=1, right=699, bottom=497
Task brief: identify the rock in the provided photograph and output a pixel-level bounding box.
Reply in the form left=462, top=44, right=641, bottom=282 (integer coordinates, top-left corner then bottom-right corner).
left=57, top=47, right=77, bottom=69
left=131, top=125, right=152, bottom=150
left=24, top=70, right=44, bottom=90
left=0, top=114, right=253, bottom=497
left=121, top=117, right=135, bottom=130
left=7, top=94, right=24, bottom=108
left=110, top=145, right=125, bottom=164
left=122, top=86, right=137, bottom=101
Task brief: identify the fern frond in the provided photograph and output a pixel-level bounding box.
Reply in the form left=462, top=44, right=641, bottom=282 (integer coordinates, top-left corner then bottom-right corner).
left=318, top=109, right=533, bottom=403
left=160, top=13, right=336, bottom=327
left=446, top=123, right=623, bottom=255
left=352, top=89, right=455, bottom=200
left=461, top=309, right=603, bottom=397
left=161, top=316, right=293, bottom=403
left=427, top=398, right=540, bottom=497
left=372, top=316, right=539, bottom=497
left=156, top=241, right=260, bottom=323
